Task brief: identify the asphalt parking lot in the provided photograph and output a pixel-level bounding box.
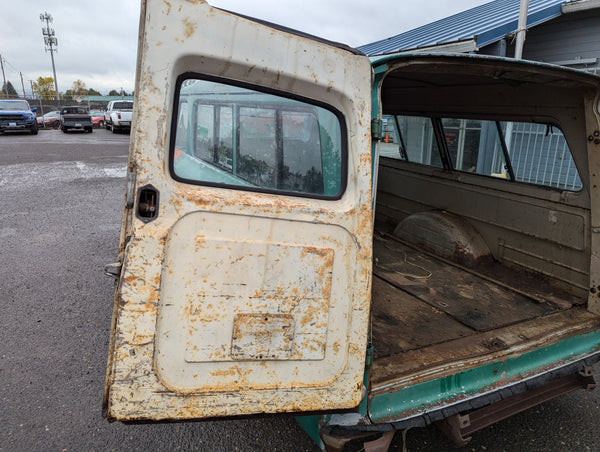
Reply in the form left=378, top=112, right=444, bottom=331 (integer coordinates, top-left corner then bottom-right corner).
left=2, top=128, right=600, bottom=451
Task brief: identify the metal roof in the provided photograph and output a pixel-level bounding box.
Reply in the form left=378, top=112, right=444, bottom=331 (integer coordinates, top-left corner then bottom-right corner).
left=357, top=0, right=569, bottom=56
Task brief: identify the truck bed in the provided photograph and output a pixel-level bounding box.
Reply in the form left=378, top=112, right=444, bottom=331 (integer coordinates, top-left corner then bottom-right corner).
left=369, top=233, right=596, bottom=392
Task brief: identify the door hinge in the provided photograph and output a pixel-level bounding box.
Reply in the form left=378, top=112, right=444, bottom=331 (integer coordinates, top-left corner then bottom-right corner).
left=371, top=119, right=383, bottom=141
left=125, top=170, right=136, bottom=209
left=104, top=262, right=122, bottom=279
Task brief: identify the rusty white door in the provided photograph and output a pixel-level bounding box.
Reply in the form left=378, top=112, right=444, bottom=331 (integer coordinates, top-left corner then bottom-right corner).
left=104, top=0, right=373, bottom=421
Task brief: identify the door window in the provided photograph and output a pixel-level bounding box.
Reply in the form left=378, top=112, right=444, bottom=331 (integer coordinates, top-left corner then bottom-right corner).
left=171, top=78, right=345, bottom=198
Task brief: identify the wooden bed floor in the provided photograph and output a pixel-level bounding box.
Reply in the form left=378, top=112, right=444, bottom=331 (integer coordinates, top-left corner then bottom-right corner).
left=371, top=235, right=568, bottom=360
left=369, top=234, right=600, bottom=391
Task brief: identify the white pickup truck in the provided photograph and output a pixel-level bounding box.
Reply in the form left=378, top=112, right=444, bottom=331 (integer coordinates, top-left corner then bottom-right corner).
left=104, top=100, right=133, bottom=133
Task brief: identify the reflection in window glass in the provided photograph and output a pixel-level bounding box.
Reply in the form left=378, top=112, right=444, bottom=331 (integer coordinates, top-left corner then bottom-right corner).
left=172, top=79, right=343, bottom=197
left=239, top=107, right=277, bottom=188
left=175, top=101, right=188, bottom=152
left=194, top=104, right=214, bottom=162
left=217, top=106, right=233, bottom=170
left=281, top=112, right=323, bottom=193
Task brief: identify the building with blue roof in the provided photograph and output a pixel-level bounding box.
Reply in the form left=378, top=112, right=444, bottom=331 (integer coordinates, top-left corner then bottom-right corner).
left=359, top=0, right=600, bottom=74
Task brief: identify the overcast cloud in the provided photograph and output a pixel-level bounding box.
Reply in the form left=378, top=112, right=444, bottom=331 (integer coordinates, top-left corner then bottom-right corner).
left=0, top=0, right=490, bottom=96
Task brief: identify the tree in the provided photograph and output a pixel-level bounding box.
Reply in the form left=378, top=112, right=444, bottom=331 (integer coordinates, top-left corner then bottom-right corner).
left=1, top=81, right=18, bottom=98
left=32, top=76, right=56, bottom=100
left=71, top=79, right=87, bottom=97
left=62, top=90, right=74, bottom=103
left=108, top=89, right=120, bottom=97
left=87, top=88, right=101, bottom=96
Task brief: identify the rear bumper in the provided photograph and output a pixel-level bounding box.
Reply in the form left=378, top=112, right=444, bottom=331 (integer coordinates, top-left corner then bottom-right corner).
left=62, top=121, right=93, bottom=129
left=113, top=120, right=131, bottom=128
left=316, top=352, right=600, bottom=449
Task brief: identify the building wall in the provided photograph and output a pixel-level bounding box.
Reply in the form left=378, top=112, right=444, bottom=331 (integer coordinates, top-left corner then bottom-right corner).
left=484, top=9, right=600, bottom=73
left=523, top=9, right=600, bottom=73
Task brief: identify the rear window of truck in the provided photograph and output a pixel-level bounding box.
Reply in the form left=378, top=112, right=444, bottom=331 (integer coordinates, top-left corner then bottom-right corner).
left=381, top=115, right=582, bottom=192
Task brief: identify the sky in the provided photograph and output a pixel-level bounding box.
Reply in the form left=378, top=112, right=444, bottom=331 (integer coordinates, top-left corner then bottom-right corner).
left=0, top=0, right=491, bottom=97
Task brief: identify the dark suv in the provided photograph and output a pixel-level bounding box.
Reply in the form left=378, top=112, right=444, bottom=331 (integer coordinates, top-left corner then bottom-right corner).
left=61, top=106, right=93, bottom=133
left=0, top=99, right=38, bottom=135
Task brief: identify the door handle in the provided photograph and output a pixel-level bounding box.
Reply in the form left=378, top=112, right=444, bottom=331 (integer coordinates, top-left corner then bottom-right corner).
left=137, top=185, right=159, bottom=222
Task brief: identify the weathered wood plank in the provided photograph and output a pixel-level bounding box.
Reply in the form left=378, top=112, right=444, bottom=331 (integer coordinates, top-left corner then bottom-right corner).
left=371, top=276, right=474, bottom=358
left=370, top=307, right=600, bottom=391
left=373, top=238, right=557, bottom=332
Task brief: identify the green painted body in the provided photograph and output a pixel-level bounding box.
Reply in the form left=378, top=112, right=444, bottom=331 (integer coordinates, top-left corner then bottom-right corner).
left=368, top=331, right=600, bottom=422
left=294, top=53, right=600, bottom=447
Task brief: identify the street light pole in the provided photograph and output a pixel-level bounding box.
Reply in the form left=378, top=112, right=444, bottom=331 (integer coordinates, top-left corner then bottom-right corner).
left=40, top=12, right=60, bottom=106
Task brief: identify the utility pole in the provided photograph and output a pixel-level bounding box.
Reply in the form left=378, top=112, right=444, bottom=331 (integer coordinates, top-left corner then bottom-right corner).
left=0, top=55, right=8, bottom=98
left=40, top=12, right=60, bottom=106
left=514, top=0, right=530, bottom=59
left=20, top=72, right=26, bottom=99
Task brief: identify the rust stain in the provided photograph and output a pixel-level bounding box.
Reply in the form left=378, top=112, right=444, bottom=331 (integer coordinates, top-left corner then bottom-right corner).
left=123, top=274, right=137, bottom=285
left=332, top=341, right=341, bottom=354
left=182, top=18, right=196, bottom=38
left=209, top=366, right=253, bottom=380
left=107, top=0, right=374, bottom=421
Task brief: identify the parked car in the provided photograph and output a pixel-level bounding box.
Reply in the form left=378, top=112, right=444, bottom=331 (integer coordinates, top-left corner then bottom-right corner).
left=37, top=110, right=61, bottom=129
left=60, top=106, right=93, bottom=133
left=90, top=111, right=105, bottom=128
left=104, top=100, right=133, bottom=133
left=0, top=99, right=38, bottom=135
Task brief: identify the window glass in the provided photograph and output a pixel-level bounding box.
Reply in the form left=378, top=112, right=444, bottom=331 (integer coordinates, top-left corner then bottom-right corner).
left=172, top=79, right=343, bottom=197
left=386, top=114, right=582, bottom=192
left=194, top=104, right=214, bottom=162
left=442, top=118, right=510, bottom=179
left=502, top=122, right=582, bottom=191
left=281, top=111, right=323, bottom=193
left=379, top=115, right=402, bottom=159
left=238, top=107, right=277, bottom=188
left=393, top=115, right=442, bottom=168
left=174, top=101, right=188, bottom=153
left=217, top=106, right=234, bottom=170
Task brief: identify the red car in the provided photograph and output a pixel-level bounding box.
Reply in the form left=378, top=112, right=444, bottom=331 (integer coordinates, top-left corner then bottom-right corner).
left=90, top=111, right=106, bottom=128
left=36, top=110, right=61, bottom=128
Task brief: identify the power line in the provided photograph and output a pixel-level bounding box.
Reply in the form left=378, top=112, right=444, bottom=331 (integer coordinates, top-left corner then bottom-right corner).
left=0, top=55, right=32, bottom=96
left=2, top=56, right=20, bottom=74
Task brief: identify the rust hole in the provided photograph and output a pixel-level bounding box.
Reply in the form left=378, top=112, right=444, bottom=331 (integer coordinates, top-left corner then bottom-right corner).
left=482, top=338, right=507, bottom=350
